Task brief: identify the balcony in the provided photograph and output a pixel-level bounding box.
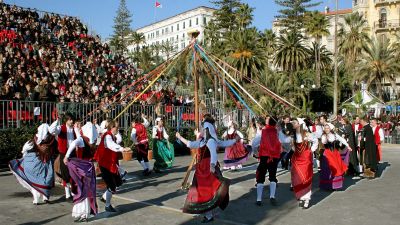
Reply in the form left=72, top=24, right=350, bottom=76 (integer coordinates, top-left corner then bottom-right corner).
left=375, top=0, right=400, bottom=7
left=374, top=19, right=400, bottom=32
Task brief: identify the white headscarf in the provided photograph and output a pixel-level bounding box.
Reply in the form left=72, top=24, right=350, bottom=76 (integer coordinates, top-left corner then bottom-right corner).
left=99, top=120, right=108, bottom=135
left=203, top=122, right=219, bottom=141
left=82, top=122, right=98, bottom=145
left=36, top=123, right=49, bottom=144
left=296, top=118, right=307, bottom=130
left=326, top=123, right=335, bottom=131
left=155, top=117, right=162, bottom=124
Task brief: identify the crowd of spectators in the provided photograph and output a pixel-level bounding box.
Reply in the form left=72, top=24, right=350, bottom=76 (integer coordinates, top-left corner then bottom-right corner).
left=0, top=3, right=194, bottom=107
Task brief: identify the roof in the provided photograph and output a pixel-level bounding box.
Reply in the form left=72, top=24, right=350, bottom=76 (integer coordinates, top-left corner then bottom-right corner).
left=136, top=6, right=216, bottom=31
left=321, top=9, right=352, bottom=16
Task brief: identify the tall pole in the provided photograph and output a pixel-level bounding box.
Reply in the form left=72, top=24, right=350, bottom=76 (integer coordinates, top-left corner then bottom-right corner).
left=333, top=0, right=339, bottom=115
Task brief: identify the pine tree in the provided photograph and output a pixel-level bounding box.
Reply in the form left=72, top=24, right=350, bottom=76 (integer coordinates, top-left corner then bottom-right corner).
left=111, top=0, right=132, bottom=54
left=274, top=0, right=321, bottom=33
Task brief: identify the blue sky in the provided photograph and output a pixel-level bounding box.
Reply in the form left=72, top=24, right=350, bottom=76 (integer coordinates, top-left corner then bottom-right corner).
left=5, top=0, right=352, bottom=39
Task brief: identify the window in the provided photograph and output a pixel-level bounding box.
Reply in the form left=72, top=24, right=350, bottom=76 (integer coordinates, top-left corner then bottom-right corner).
left=379, top=8, right=387, bottom=28
left=166, top=27, right=169, bottom=33
left=176, top=35, right=179, bottom=41
left=189, top=19, right=192, bottom=27
left=196, top=17, right=199, bottom=25
left=162, top=29, right=164, bottom=35
left=182, top=33, right=185, bottom=39
left=156, top=30, right=159, bottom=37
left=183, top=22, right=186, bottom=29
left=177, top=23, right=179, bottom=31
left=171, top=26, right=174, bottom=32
left=171, top=37, right=174, bottom=42
left=203, top=17, right=207, bottom=25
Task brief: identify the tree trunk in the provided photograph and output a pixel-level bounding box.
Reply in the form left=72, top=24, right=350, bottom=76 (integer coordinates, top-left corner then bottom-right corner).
left=316, top=40, right=321, bottom=88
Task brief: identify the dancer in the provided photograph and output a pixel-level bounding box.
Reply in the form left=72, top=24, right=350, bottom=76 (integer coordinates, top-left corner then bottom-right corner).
left=152, top=117, right=174, bottom=173
left=319, top=123, right=351, bottom=191
left=251, top=116, right=282, bottom=206
left=360, top=117, right=378, bottom=179
left=290, top=118, right=318, bottom=209
left=222, top=120, right=248, bottom=170
left=371, top=118, right=384, bottom=163
left=176, top=114, right=237, bottom=223
left=49, top=113, right=77, bottom=201
left=131, top=114, right=151, bottom=176
left=279, top=115, right=294, bottom=170
left=64, top=122, right=98, bottom=222
left=340, top=117, right=359, bottom=176
left=9, top=123, right=57, bottom=205
left=94, top=120, right=130, bottom=212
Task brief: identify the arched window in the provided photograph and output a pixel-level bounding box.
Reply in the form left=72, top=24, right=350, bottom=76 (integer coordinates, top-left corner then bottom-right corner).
left=380, top=8, right=387, bottom=28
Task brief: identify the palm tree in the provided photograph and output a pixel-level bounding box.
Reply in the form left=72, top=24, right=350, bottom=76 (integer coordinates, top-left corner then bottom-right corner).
left=235, top=3, right=253, bottom=30
left=338, top=12, right=370, bottom=87
left=131, top=32, right=146, bottom=66
left=151, top=43, right=163, bottom=65
left=224, top=28, right=267, bottom=80
left=309, top=42, right=333, bottom=74
left=273, top=31, right=310, bottom=85
left=356, top=38, right=400, bottom=99
left=260, top=29, right=277, bottom=64
left=137, top=46, right=154, bottom=72
left=161, top=41, right=175, bottom=60
left=304, top=11, right=330, bottom=87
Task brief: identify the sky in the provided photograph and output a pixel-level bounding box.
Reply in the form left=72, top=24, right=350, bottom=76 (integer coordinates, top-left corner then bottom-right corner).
left=5, top=0, right=352, bottom=40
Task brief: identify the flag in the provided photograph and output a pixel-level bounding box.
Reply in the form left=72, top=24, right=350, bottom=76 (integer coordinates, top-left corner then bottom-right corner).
left=155, top=1, right=162, bottom=8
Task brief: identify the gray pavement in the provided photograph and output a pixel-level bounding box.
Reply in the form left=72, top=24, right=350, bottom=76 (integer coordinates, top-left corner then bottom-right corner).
left=0, top=145, right=399, bottom=225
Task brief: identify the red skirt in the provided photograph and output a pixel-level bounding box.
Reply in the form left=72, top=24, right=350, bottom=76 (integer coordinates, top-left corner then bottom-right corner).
left=183, top=157, right=230, bottom=214
left=291, top=143, right=313, bottom=200
left=324, top=149, right=348, bottom=177
left=225, top=142, right=248, bottom=160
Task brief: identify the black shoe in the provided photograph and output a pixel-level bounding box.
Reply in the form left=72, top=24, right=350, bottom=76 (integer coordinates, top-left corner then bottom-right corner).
left=290, top=187, right=294, bottom=192
left=270, top=198, right=278, bottom=206
left=99, top=197, right=106, bottom=203
left=142, top=169, right=151, bottom=176
left=66, top=197, right=73, bottom=203
left=74, top=217, right=88, bottom=223
left=154, top=168, right=162, bottom=173
left=105, top=205, right=117, bottom=212
left=201, top=216, right=214, bottom=223
left=256, top=201, right=262, bottom=206
left=44, top=200, right=51, bottom=204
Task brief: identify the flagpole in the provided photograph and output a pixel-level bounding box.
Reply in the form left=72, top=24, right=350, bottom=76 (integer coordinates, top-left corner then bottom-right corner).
left=154, top=0, right=157, bottom=23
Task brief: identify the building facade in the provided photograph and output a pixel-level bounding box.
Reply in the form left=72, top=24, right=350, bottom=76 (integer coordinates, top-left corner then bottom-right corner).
left=127, top=6, right=215, bottom=59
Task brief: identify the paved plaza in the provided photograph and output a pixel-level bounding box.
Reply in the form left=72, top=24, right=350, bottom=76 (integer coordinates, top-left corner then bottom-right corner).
left=0, top=145, right=399, bottom=225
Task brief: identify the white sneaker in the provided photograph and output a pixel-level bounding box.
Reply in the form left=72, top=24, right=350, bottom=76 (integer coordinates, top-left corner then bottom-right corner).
left=230, top=166, right=236, bottom=170
left=236, top=165, right=242, bottom=169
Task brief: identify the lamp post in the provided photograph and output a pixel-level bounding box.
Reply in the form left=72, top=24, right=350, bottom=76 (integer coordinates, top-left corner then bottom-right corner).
left=333, top=0, right=339, bottom=116
left=301, top=83, right=316, bottom=114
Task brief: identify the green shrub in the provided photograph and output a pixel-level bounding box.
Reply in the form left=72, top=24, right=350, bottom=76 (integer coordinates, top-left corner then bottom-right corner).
left=0, top=126, right=37, bottom=167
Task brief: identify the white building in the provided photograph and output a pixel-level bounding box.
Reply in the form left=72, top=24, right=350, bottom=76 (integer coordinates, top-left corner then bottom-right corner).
left=128, top=6, right=215, bottom=58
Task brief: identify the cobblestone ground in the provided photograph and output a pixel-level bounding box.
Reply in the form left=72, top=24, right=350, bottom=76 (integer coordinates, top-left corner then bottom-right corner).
left=0, top=145, right=399, bottom=225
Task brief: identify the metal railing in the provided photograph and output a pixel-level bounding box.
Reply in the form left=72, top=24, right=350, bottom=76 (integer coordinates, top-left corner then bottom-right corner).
left=374, top=20, right=400, bottom=29
left=0, top=100, right=251, bottom=132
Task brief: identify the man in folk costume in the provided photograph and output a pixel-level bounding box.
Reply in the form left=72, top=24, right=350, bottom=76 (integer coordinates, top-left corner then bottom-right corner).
left=360, top=117, right=378, bottom=178
left=371, top=118, right=384, bottom=163
left=175, top=114, right=238, bottom=223
left=221, top=120, right=248, bottom=170
left=352, top=116, right=364, bottom=173
left=94, top=120, right=130, bottom=212
left=339, top=117, right=359, bottom=176
left=9, top=123, right=57, bottom=205
left=152, top=117, right=174, bottom=173
left=49, top=113, right=77, bottom=201
left=251, top=116, right=282, bottom=206
left=131, top=114, right=151, bottom=176
left=64, top=121, right=98, bottom=222
left=290, top=118, right=318, bottom=209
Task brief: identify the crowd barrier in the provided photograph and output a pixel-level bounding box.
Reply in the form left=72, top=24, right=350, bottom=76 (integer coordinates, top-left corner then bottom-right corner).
left=0, top=100, right=251, bottom=132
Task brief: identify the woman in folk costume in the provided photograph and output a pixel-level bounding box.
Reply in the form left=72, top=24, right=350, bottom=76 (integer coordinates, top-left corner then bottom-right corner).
left=222, top=120, right=249, bottom=170
left=339, top=117, right=359, bottom=176
left=152, top=117, right=174, bottom=173
left=175, top=114, right=238, bottom=223
left=319, top=123, right=352, bottom=191
left=49, top=113, right=77, bottom=200
left=290, top=118, right=318, bottom=209
left=131, top=114, right=151, bottom=176
left=64, top=121, right=98, bottom=222
left=94, top=120, right=130, bottom=212
left=9, top=123, right=57, bottom=205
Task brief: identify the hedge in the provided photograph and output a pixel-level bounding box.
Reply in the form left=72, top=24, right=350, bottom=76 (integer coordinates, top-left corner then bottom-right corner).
left=0, top=126, right=37, bottom=168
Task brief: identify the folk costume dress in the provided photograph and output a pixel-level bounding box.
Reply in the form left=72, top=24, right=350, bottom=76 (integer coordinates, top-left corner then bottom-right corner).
left=372, top=125, right=384, bottom=162
left=131, top=117, right=151, bottom=174
left=9, top=124, right=57, bottom=204
left=182, top=122, right=236, bottom=216
left=319, top=130, right=350, bottom=190
left=360, top=124, right=378, bottom=178
left=291, top=132, right=318, bottom=205
left=152, top=125, right=174, bottom=170
left=65, top=124, right=98, bottom=221
left=222, top=128, right=249, bottom=169
left=49, top=119, right=76, bottom=198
